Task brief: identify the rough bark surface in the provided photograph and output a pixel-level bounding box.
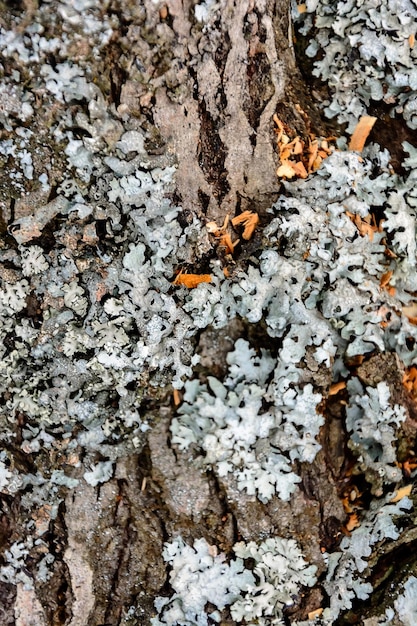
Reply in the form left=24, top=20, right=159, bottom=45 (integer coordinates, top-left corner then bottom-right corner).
left=0, top=1, right=416, bottom=625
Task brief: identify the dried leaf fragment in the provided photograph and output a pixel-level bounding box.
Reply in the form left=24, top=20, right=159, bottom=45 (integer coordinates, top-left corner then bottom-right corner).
left=346, top=211, right=381, bottom=241
left=349, top=115, right=377, bottom=152
left=390, top=484, right=412, bottom=503
left=308, top=608, right=323, bottom=620
left=328, top=381, right=346, bottom=395
left=402, top=460, right=417, bottom=477
left=345, top=513, right=360, bottom=532
left=173, top=389, right=182, bottom=406
left=289, top=160, right=308, bottom=178
left=280, top=137, right=304, bottom=160
left=274, top=115, right=336, bottom=180
left=342, top=496, right=354, bottom=514
left=273, top=114, right=290, bottom=142
left=276, top=161, right=299, bottom=179
left=403, top=302, right=417, bottom=325
left=231, top=210, right=259, bottom=240
left=218, top=232, right=237, bottom=254
left=403, top=366, right=417, bottom=397
left=206, top=221, right=222, bottom=235
left=341, top=484, right=364, bottom=514
left=159, top=4, right=168, bottom=19
left=173, top=273, right=212, bottom=288
left=380, top=270, right=393, bottom=288
left=346, top=354, right=365, bottom=367
left=379, top=270, right=396, bottom=296
left=206, top=214, right=230, bottom=237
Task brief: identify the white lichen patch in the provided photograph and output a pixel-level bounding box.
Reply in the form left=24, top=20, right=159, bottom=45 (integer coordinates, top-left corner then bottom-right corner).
left=171, top=339, right=323, bottom=502
left=0, top=1, right=416, bottom=617
left=152, top=536, right=317, bottom=626
left=323, top=494, right=413, bottom=623
left=297, top=0, right=417, bottom=130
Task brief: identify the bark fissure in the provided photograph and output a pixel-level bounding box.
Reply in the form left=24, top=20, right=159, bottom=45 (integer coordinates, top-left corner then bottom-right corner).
left=150, top=0, right=303, bottom=223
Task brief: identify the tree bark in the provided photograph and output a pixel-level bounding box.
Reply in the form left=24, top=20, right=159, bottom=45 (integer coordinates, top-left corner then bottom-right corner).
left=0, top=1, right=415, bottom=625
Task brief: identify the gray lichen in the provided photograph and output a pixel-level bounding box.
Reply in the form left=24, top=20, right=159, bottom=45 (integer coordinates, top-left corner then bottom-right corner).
left=0, top=1, right=416, bottom=622
left=152, top=535, right=317, bottom=626
left=297, top=0, right=417, bottom=130
left=322, top=494, right=413, bottom=623
left=171, top=339, right=323, bottom=502
left=346, top=379, right=406, bottom=493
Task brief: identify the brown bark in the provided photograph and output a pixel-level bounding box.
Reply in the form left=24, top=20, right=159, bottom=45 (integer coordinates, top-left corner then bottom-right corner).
left=0, top=1, right=415, bottom=625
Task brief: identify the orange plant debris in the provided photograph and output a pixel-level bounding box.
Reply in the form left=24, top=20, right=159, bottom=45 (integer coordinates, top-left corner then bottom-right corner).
left=328, top=381, right=346, bottom=395
left=349, top=115, right=377, bottom=152
left=231, top=210, right=260, bottom=240
left=342, top=496, right=354, bottom=514
left=379, top=270, right=396, bottom=296
left=345, top=513, right=360, bottom=532
left=403, top=365, right=417, bottom=398
left=206, top=214, right=230, bottom=236
left=384, top=246, right=398, bottom=259
left=173, top=273, right=212, bottom=288
left=346, top=354, right=366, bottom=367
left=274, top=114, right=335, bottom=180
left=402, top=302, right=417, bottom=325
left=206, top=213, right=240, bottom=259
left=346, top=211, right=382, bottom=242
left=173, top=388, right=182, bottom=406
left=390, top=485, right=412, bottom=503
left=380, top=270, right=393, bottom=288
left=218, top=232, right=238, bottom=254
left=402, top=460, right=417, bottom=477
left=341, top=484, right=363, bottom=515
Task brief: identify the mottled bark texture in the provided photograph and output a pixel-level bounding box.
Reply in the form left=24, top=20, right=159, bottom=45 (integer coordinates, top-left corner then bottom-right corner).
left=117, top=0, right=325, bottom=222
left=0, top=1, right=415, bottom=625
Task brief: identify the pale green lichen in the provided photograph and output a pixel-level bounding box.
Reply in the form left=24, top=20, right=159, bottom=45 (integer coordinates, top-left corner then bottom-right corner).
left=297, top=0, right=417, bottom=130
left=0, top=1, right=416, bottom=617
left=171, top=339, right=323, bottom=502
left=152, top=536, right=317, bottom=626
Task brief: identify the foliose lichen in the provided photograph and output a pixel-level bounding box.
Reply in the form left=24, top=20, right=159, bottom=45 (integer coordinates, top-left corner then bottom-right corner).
left=296, top=0, right=417, bottom=131
left=152, top=535, right=317, bottom=626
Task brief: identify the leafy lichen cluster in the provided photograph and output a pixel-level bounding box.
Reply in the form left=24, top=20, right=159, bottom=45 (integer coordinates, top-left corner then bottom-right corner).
left=297, top=0, right=417, bottom=130
left=0, top=0, right=416, bottom=623
left=151, top=535, right=317, bottom=626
